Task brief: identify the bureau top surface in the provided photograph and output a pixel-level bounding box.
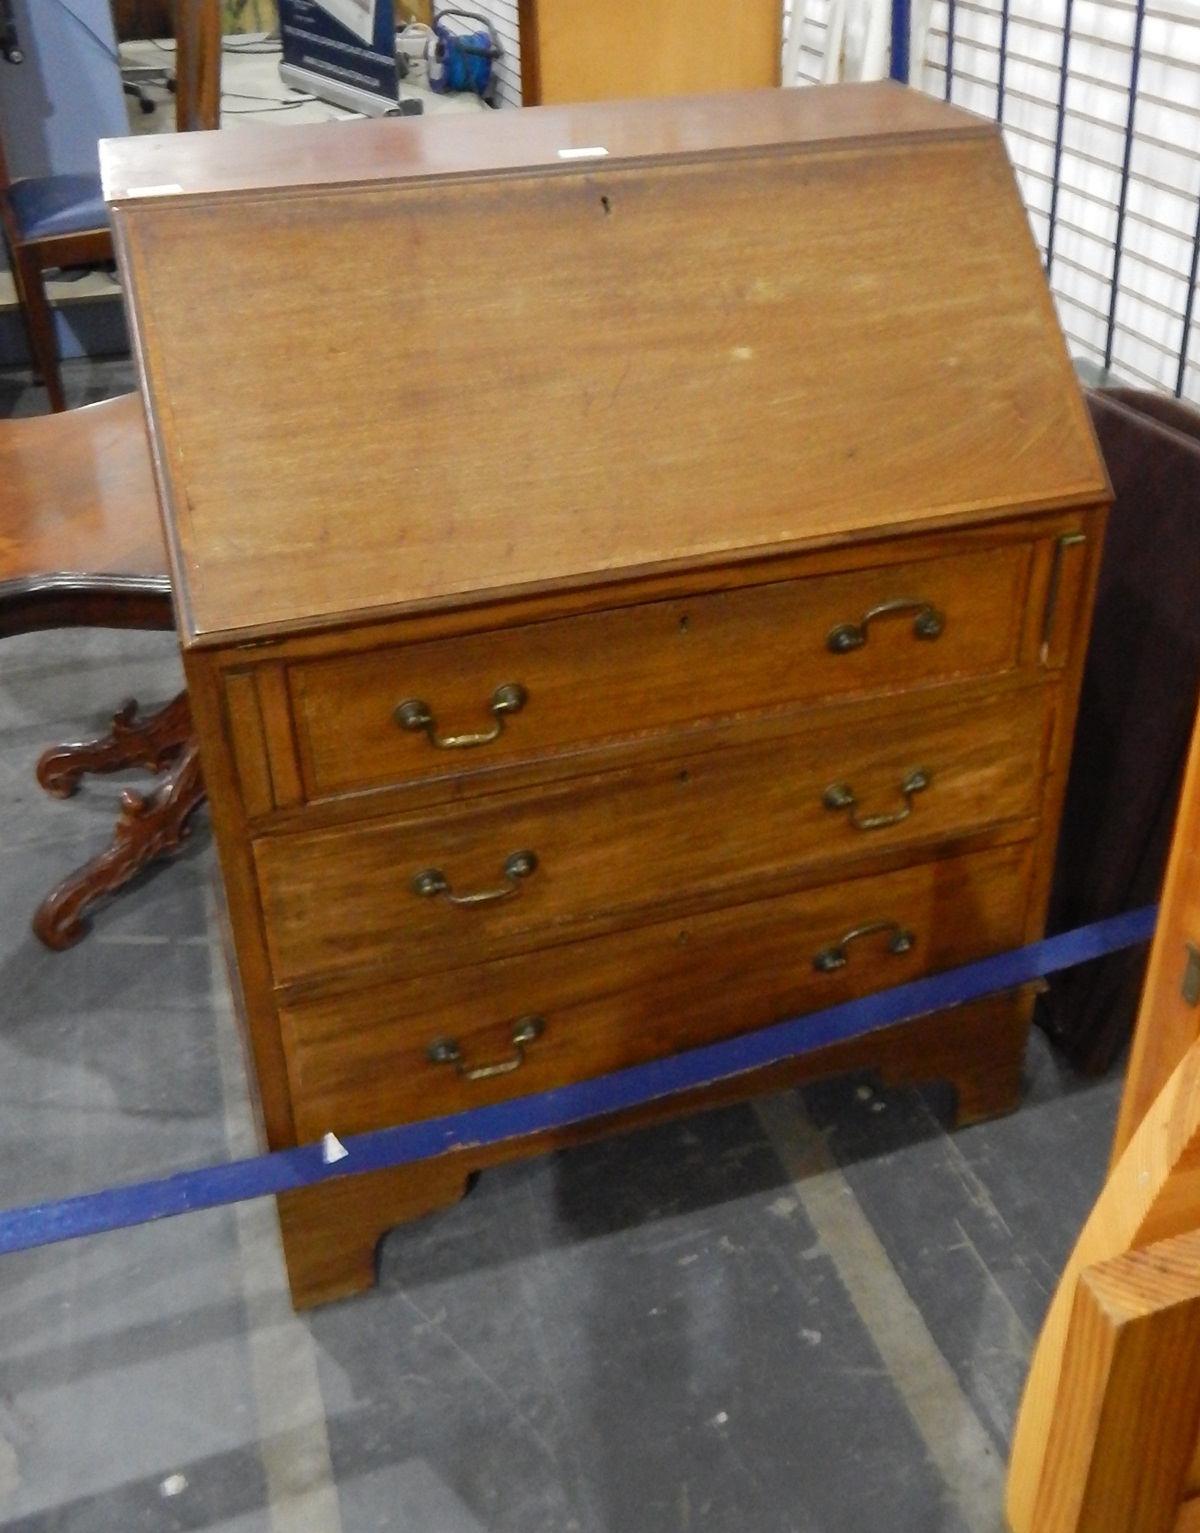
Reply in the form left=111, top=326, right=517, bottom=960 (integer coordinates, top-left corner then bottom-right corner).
left=105, top=84, right=1108, bottom=647
left=104, top=83, right=986, bottom=201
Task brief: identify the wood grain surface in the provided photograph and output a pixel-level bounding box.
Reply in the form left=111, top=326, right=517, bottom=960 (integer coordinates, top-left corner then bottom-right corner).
left=117, top=88, right=1109, bottom=1308
left=1006, top=1038, right=1200, bottom=1532
left=255, top=684, right=1051, bottom=985
left=109, top=94, right=1103, bottom=644
left=1113, top=701, right=1200, bottom=1162
left=1030, top=1231, right=1200, bottom=1533
left=289, top=539, right=1031, bottom=800
left=103, top=82, right=990, bottom=201
left=0, top=395, right=167, bottom=588
left=522, top=0, right=781, bottom=104
left=279, top=841, right=1034, bottom=1140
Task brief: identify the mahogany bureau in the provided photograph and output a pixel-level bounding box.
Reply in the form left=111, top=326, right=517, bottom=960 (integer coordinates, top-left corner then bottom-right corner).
left=102, top=82, right=1111, bottom=1308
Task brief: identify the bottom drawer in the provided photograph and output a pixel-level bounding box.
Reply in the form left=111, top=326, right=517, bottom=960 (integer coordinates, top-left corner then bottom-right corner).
left=279, top=840, right=1035, bottom=1142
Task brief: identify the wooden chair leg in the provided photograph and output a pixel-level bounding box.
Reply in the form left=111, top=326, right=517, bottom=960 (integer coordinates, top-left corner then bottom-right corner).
left=1007, top=1040, right=1200, bottom=1533
left=32, top=736, right=206, bottom=951
left=1029, top=1230, right=1200, bottom=1533
left=9, top=245, right=66, bottom=412
left=37, top=691, right=193, bottom=798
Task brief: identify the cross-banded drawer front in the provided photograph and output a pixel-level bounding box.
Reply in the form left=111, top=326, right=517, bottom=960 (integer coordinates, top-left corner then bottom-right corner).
left=254, top=684, right=1051, bottom=986
left=278, top=841, right=1034, bottom=1141
left=286, top=541, right=1032, bottom=802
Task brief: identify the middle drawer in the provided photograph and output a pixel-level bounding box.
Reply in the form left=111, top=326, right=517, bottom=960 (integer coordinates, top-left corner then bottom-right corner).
left=255, top=684, right=1050, bottom=986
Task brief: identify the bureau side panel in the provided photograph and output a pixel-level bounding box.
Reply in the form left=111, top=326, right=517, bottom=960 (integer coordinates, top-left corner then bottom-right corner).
left=182, top=648, right=298, bottom=1147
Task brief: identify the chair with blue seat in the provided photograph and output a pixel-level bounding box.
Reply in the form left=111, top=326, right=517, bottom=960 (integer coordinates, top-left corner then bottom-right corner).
left=0, top=0, right=220, bottom=413
left=0, top=137, right=112, bottom=413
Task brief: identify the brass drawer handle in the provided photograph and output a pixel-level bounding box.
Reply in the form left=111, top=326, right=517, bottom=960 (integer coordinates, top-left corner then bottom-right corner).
left=822, top=767, right=930, bottom=830
left=412, top=849, right=538, bottom=905
left=395, top=682, right=527, bottom=749
left=427, top=1016, right=544, bottom=1081
left=813, top=920, right=916, bottom=972
left=827, top=599, right=945, bottom=654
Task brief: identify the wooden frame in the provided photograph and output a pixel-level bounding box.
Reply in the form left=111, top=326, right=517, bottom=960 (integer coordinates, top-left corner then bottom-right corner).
left=1008, top=624, right=1200, bottom=1533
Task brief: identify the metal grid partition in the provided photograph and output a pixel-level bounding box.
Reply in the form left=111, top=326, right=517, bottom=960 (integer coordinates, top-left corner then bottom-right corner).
left=783, top=0, right=849, bottom=83
left=782, top=0, right=1200, bottom=400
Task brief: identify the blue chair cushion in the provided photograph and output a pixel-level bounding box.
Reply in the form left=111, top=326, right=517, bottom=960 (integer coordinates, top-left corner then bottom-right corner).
left=6, top=173, right=108, bottom=242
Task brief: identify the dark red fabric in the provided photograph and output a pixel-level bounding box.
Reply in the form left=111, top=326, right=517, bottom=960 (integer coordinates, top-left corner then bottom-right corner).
left=1038, top=388, right=1200, bottom=1071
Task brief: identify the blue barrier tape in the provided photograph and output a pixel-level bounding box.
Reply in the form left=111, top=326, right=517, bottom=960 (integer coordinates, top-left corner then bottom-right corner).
left=0, top=905, right=1158, bottom=1256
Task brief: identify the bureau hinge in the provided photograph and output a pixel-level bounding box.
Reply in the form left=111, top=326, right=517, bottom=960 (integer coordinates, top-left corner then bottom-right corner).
left=1040, top=531, right=1087, bottom=664
left=1183, top=941, right=1200, bottom=1007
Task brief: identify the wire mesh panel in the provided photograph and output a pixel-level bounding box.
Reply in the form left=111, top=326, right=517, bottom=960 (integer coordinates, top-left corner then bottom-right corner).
left=782, top=0, right=837, bottom=83
left=781, top=0, right=1200, bottom=397
left=921, top=0, right=1200, bottom=399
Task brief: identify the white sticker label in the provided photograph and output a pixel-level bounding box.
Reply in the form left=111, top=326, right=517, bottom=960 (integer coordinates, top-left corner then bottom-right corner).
left=125, top=183, right=184, bottom=198
left=321, top=1132, right=349, bottom=1164
left=557, top=146, right=609, bottom=161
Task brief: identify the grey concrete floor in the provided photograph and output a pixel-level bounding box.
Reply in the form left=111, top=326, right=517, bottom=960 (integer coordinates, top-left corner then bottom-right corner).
left=0, top=357, right=1124, bottom=1533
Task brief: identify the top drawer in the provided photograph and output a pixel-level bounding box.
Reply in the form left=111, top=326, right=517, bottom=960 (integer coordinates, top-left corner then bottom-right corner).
left=286, top=541, right=1031, bottom=801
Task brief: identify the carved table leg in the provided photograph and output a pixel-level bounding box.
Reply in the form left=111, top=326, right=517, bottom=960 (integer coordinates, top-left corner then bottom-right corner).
left=32, top=737, right=206, bottom=950
left=37, top=691, right=194, bottom=799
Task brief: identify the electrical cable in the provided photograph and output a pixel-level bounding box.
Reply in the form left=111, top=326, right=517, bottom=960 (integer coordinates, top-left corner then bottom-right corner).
left=224, top=96, right=318, bottom=113
left=222, top=88, right=314, bottom=102
left=222, top=30, right=284, bottom=54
